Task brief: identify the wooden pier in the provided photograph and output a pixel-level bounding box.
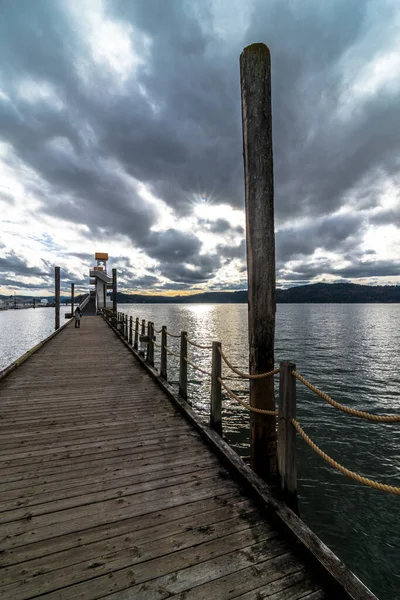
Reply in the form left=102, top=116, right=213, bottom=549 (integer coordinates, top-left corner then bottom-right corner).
left=0, top=314, right=378, bottom=599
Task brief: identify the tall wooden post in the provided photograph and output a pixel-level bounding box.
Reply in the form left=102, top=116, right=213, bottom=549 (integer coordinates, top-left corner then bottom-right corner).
left=103, top=283, right=106, bottom=311
left=125, top=314, right=128, bottom=340
left=160, top=326, right=167, bottom=379
left=179, top=331, right=188, bottom=401
left=240, top=43, right=276, bottom=481
left=147, top=322, right=154, bottom=366
left=277, top=362, right=297, bottom=512
left=134, top=317, right=139, bottom=350
left=33, top=298, right=36, bottom=309
left=140, top=319, right=146, bottom=354
left=129, top=316, right=133, bottom=345
left=71, top=283, right=75, bottom=316
left=55, top=266, right=60, bottom=330
left=210, top=341, right=222, bottom=435
left=112, top=268, right=117, bottom=327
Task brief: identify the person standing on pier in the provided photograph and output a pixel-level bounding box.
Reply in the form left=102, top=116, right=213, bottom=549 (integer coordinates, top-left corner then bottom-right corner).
left=74, top=306, right=81, bottom=328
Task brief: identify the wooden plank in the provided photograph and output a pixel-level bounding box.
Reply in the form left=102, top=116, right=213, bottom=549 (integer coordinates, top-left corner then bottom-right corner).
left=1, top=527, right=281, bottom=599
left=0, top=478, right=239, bottom=542
left=0, top=460, right=218, bottom=513
left=166, top=555, right=307, bottom=599
left=0, top=467, right=221, bottom=524
left=0, top=495, right=248, bottom=567
left=0, top=509, right=262, bottom=589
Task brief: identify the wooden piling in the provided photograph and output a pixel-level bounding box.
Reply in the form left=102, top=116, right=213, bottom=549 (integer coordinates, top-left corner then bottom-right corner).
left=55, top=266, right=60, bottom=330
left=33, top=298, right=36, bottom=309
left=146, top=322, right=154, bottom=366
left=160, top=326, right=167, bottom=379
left=240, top=43, right=276, bottom=481
left=277, top=362, right=297, bottom=512
left=71, top=283, right=75, bottom=315
left=103, top=283, right=106, bottom=311
left=179, top=331, right=188, bottom=401
left=112, top=269, right=117, bottom=327
left=134, top=317, right=139, bottom=350
left=210, top=341, right=222, bottom=435
left=129, top=316, right=133, bottom=345
left=140, top=319, right=146, bottom=354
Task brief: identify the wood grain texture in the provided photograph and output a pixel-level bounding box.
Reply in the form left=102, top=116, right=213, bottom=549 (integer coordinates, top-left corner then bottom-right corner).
left=0, top=316, right=328, bottom=599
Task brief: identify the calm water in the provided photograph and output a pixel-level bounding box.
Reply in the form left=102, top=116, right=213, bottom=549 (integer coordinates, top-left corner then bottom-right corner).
left=0, top=303, right=399, bottom=598
left=0, top=306, right=71, bottom=371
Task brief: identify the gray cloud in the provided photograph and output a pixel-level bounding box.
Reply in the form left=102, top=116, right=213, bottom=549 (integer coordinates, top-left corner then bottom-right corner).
left=276, top=213, right=364, bottom=263
left=0, top=0, right=400, bottom=291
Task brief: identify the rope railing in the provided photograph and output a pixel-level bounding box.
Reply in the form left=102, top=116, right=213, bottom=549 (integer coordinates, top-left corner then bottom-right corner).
left=184, top=357, right=212, bottom=378
left=218, top=377, right=278, bottom=416
left=292, top=419, right=400, bottom=495
left=104, top=310, right=399, bottom=498
left=185, top=335, right=213, bottom=350
left=218, top=347, right=279, bottom=380
left=293, top=371, right=400, bottom=423
left=166, top=330, right=181, bottom=338
left=163, top=346, right=181, bottom=359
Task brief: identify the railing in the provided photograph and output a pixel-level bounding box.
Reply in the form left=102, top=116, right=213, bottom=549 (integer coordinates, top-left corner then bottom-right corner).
left=103, top=308, right=400, bottom=504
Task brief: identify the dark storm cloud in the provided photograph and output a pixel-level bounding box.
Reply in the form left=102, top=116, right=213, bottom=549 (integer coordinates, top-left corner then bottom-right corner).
left=369, top=209, right=400, bottom=227
left=279, top=258, right=400, bottom=282
left=158, top=254, right=222, bottom=284
left=1, top=0, right=399, bottom=289
left=208, top=219, right=232, bottom=234
left=276, top=213, right=363, bottom=263
left=145, top=229, right=201, bottom=262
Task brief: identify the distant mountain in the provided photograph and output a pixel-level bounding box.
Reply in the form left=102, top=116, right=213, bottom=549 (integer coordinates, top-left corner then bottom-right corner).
left=2, top=283, right=400, bottom=304
left=114, top=283, right=400, bottom=304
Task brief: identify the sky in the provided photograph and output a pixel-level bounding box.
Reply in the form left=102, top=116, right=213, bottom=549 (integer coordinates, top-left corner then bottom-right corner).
left=1, top=0, right=400, bottom=297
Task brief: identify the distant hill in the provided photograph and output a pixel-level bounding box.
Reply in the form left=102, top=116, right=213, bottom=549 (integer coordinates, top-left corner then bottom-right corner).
left=2, top=283, right=400, bottom=304
left=114, top=283, right=400, bottom=304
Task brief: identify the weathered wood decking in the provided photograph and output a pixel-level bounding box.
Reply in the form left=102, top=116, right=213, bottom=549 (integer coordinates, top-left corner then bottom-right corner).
left=0, top=317, right=336, bottom=598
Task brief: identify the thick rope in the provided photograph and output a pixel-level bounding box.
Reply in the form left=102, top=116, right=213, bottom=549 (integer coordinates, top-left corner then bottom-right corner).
left=218, top=378, right=278, bottom=416
left=151, top=339, right=160, bottom=348
left=293, top=371, right=400, bottom=423
left=163, top=346, right=181, bottom=358
left=292, top=419, right=400, bottom=495
left=166, top=330, right=181, bottom=339
left=218, top=348, right=279, bottom=380
left=184, top=335, right=213, bottom=350
left=184, top=357, right=212, bottom=377
left=154, top=328, right=163, bottom=334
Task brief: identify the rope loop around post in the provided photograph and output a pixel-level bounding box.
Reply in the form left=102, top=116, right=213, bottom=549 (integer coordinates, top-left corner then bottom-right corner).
left=293, top=371, right=400, bottom=423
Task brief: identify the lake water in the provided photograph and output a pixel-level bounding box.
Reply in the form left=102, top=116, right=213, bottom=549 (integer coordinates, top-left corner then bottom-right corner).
left=1, top=303, right=399, bottom=599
